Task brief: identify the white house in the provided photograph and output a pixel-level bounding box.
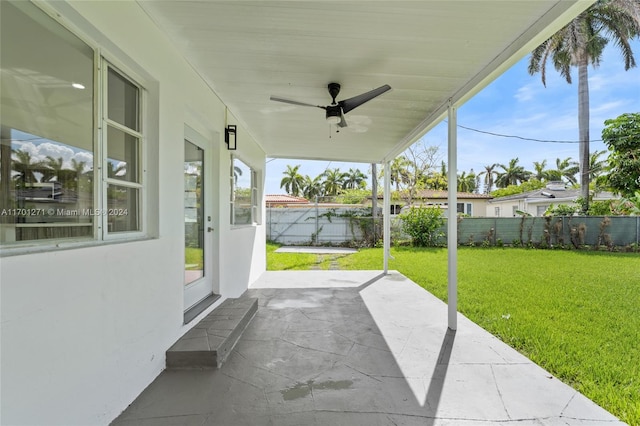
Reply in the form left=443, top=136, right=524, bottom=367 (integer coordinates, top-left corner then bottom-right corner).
left=487, top=182, right=619, bottom=217
left=0, top=1, right=595, bottom=425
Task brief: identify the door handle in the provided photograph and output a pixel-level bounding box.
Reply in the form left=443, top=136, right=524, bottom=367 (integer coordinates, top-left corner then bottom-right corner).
left=207, top=227, right=214, bottom=233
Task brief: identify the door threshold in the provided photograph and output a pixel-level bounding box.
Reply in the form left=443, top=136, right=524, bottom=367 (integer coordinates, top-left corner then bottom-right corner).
left=184, top=293, right=221, bottom=324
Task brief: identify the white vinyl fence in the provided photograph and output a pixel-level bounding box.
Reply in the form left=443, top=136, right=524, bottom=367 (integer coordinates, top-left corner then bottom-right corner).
left=267, top=206, right=640, bottom=249
left=266, top=206, right=380, bottom=245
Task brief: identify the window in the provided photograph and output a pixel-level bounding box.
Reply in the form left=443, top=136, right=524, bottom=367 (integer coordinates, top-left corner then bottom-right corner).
left=103, top=66, right=144, bottom=234
left=0, top=1, right=146, bottom=247
left=230, top=157, right=258, bottom=226
left=456, top=202, right=472, bottom=216
left=536, top=205, right=548, bottom=216
left=495, top=206, right=500, bottom=217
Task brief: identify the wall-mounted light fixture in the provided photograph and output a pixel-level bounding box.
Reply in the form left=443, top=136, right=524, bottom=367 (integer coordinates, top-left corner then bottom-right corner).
left=225, top=125, right=237, bottom=150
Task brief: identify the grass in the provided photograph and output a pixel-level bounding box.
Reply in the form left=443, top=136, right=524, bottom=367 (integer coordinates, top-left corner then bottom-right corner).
left=266, top=243, right=322, bottom=270
left=184, top=247, right=204, bottom=269
left=267, top=243, right=640, bottom=424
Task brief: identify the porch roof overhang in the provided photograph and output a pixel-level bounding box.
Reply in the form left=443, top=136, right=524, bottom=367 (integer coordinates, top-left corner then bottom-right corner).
left=137, top=0, right=594, bottom=164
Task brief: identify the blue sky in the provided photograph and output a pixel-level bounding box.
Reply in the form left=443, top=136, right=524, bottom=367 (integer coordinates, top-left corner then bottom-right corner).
left=265, top=40, right=640, bottom=194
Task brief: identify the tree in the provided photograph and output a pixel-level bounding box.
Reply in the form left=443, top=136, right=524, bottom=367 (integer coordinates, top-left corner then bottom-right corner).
left=280, top=164, right=304, bottom=196
left=11, top=149, right=40, bottom=184
left=424, top=160, right=448, bottom=190
left=322, top=168, right=345, bottom=196
left=478, top=163, right=498, bottom=193
left=70, top=158, right=89, bottom=192
left=495, top=158, right=530, bottom=188
left=528, top=0, right=640, bottom=211
left=44, top=156, right=65, bottom=182
left=342, top=168, right=368, bottom=190
left=588, top=149, right=607, bottom=181
left=554, top=157, right=579, bottom=185
left=491, top=180, right=546, bottom=198
left=457, top=170, right=477, bottom=193
left=388, top=156, right=411, bottom=191
left=302, top=174, right=323, bottom=199
left=70, top=158, right=86, bottom=179
left=602, top=112, right=640, bottom=197
left=532, top=160, right=550, bottom=181
left=401, top=144, right=443, bottom=202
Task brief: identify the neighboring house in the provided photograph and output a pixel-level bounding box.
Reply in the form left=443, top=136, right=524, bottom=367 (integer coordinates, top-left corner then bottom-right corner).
left=0, top=1, right=592, bottom=425
left=265, top=194, right=310, bottom=207
left=487, top=182, right=618, bottom=217
left=376, top=190, right=493, bottom=217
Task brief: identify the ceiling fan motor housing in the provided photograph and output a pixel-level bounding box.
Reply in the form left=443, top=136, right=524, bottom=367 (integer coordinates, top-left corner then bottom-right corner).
left=325, top=105, right=342, bottom=124
left=328, top=83, right=341, bottom=104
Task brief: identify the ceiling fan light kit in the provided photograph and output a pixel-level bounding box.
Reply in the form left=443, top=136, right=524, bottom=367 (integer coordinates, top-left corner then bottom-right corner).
left=325, top=106, right=342, bottom=124
left=270, top=83, right=391, bottom=129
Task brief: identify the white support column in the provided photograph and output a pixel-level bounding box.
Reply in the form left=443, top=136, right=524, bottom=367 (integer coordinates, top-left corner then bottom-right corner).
left=447, top=102, right=458, bottom=331
left=383, top=160, right=391, bottom=274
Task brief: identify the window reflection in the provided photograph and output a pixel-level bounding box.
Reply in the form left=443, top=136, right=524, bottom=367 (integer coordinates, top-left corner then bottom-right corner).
left=184, top=141, right=204, bottom=285
left=1, top=1, right=94, bottom=244
left=106, top=126, right=138, bottom=182
left=0, top=128, right=94, bottom=243
left=232, top=158, right=254, bottom=225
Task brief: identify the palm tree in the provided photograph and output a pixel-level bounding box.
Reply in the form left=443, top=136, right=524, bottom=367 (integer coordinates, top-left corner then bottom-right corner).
left=528, top=0, right=640, bottom=210
left=280, top=164, right=304, bottom=196
left=554, top=157, right=579, bottom=185
left=532, top=160, right=550, bottom=181
left=11, top=149, right=40, bottom=184
left=70, top=158, right=86, bottom=178
left=589, top=149, right=607, bottom=181
left=457, top=170, right=477, bottom=193
left=389, top=156, right=411, bottom=191
left=342, top=168, right=368, bottom=190
left=495, top=158, right=530, bottom=188
left=70, top=158, right=88, bottom=192
left=322, top=168, right=345, bottom=196
left=44, top=156, right=65, bottom=182
left=478, top=163, right=498, bottom=193
left=302, top=175, right=323, bottom=199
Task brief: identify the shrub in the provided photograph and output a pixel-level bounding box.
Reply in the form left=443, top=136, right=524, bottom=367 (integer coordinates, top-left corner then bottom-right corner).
left=399, top=206, right=445, bottom=247
left=545, top=203, right=579, bottom=216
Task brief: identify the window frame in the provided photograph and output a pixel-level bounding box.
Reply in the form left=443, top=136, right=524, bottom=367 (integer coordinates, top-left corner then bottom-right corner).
left=101, top=60, right=147, bottom=240
left=0, top=2, right=152, bottom=252
left=456, top=202, right=472, bottom=216
left=230, top=155, right=259, bottom=227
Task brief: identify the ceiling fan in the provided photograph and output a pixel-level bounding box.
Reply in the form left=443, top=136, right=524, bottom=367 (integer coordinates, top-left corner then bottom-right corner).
left=270, top=83, right=391, bottom=128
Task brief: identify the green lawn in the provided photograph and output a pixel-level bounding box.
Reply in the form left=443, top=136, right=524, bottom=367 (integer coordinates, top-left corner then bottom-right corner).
left=266, top=243, right=640, bottom=424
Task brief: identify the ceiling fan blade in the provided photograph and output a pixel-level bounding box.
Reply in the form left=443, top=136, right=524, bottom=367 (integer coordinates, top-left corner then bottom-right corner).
left=270, top=96, right=325, bottom=109
left=339, top=84, right=391, bottom=114
left=337, top=109, right=348, bottom=128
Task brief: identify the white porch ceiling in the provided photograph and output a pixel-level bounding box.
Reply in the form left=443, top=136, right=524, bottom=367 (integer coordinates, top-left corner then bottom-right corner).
left=137, top=1, right=593, bottom=163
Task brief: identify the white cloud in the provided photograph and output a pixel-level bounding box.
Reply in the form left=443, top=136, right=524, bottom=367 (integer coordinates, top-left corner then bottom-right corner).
left=12, top=140, right=94, bottom=174
left=514, top=83, right=537, bottom=102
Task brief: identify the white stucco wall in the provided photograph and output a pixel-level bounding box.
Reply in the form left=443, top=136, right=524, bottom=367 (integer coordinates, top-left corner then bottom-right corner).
left=0, top=2, right=266, bottom=425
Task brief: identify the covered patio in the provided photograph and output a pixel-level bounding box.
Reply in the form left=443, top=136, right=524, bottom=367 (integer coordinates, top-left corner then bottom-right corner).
left=112, top=271, right=622, bottom=425
left=3, top=1, right=618, bottom=425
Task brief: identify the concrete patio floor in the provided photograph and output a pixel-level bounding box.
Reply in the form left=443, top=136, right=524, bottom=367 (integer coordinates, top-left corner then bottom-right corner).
left=112, top=271, right=624, bottom=426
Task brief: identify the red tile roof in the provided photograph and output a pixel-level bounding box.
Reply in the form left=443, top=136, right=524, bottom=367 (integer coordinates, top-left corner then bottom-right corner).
left=265, top=194, right=309, bottom=204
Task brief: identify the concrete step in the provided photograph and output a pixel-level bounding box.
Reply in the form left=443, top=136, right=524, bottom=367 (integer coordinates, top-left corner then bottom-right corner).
left=166, top=296, right=258, bottom=369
